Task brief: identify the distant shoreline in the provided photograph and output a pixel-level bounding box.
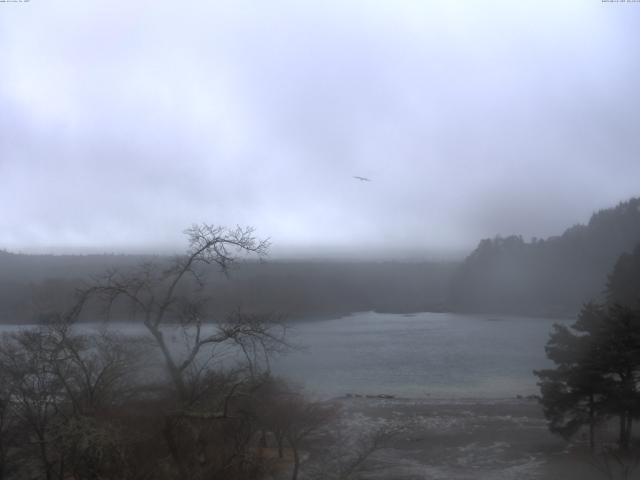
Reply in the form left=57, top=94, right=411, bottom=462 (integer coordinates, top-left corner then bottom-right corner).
left=0, top=308, right=577, bottom=326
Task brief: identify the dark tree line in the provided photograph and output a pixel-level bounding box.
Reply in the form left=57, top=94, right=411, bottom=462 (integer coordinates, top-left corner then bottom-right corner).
left=536, top=244, right=640, bottom=451
left=450, top=197, right=640, bottom=316
left=0, top=251, right=454, bottom=325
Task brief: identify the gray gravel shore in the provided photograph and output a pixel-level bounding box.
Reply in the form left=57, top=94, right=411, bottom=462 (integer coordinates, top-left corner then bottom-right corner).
left=319, top=396, right=625, bottom=480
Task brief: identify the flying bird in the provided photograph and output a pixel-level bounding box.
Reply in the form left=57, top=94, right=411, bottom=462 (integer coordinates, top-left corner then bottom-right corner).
left=353, top=176, right=371, bottom=182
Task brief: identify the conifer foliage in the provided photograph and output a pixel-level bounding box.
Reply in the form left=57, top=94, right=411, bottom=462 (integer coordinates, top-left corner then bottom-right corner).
left=536, top=245, right=640, bottom=451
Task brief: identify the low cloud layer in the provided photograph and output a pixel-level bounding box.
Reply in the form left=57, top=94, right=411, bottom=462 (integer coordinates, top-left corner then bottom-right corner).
left=1, top=1, right=639, bottom=257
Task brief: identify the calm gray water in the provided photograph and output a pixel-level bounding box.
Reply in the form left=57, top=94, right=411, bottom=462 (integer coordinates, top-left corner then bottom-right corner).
left=0, top=312, right=570, bottom=400
left=271, top=311, right=570, bottom=399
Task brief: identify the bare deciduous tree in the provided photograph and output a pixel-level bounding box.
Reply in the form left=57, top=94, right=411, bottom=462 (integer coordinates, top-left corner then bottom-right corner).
left=0, top=364, right=19, bottom=480
left=0, top=324, right=149, bottom=480
left=264, top=390, right=337, bottom=480
left=308, top=417, right=399, bottom=480
left=74, top=224, right=286, bottom=401
left=54, top=224, right=294, bottom=479
left=0, top=330, right=66, bottom=480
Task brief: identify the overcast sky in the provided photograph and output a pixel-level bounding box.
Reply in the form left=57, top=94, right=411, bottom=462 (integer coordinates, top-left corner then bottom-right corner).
left=1, top=0, right=639, bottom=258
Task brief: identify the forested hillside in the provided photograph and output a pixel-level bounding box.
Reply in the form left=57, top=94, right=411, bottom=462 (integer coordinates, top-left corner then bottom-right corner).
left=0, top=252, right=456, bottom=323
left=448, top=197, right=640, bottom=316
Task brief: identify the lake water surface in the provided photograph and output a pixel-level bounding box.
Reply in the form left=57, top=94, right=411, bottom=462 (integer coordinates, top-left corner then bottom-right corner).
left=0, top=311, right=570, bottom=400
left=271, top=311, right=571, bottom=399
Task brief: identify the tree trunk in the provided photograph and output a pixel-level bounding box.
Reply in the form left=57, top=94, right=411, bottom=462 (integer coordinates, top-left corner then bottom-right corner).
left=620, top=412, right=630, bottom=451
left=291, top=445, right=300, bottom=480
left=162, top=416, right=189, bottom=479
left=589, top=394, right=595, bottom=451
left=0, top=442, right=5, bottom=480
left=277, top=433, right=284, bottom=459
left=56, top=458, right=65, bottom=480
left=38, top=440, right=52, bottom=480
left=33, top=427, right=53, bottom=480
left=147, top=325, right=188, bottom=400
